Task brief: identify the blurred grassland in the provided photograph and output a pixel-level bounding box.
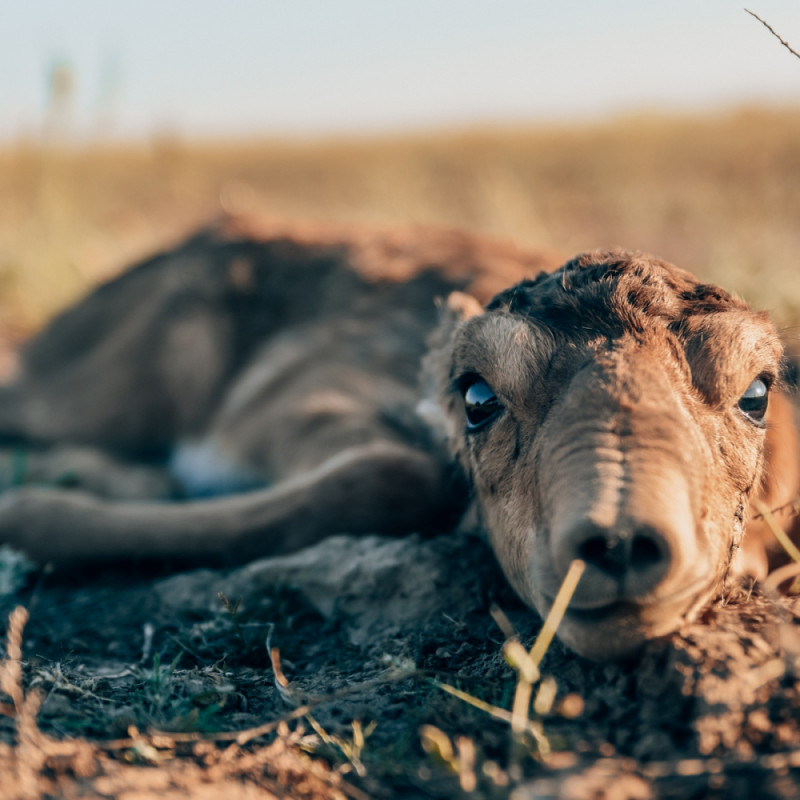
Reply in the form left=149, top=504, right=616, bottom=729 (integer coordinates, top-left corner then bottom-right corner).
left=1, top=105, right=800, bottom=341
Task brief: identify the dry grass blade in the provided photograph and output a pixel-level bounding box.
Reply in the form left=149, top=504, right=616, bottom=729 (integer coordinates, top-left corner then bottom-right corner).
left=455, top=736, right=477, bottom=792
left=0, top=606, right=28, bottom=713
left=752, top=496, right=800, bottom=520
left=490, top=604, right=519, bottom=640
left=420, top=727, right=493, bottom=793
left=504, top=640, right=540, bottom=684
left=533, top=676, right=558, bottom=716
left=427, top=675, right=548, bottom=754
left=763, top=561, right=800, bottom=594
left=510, top=678, right=534, bottom=737
left=420, top=724, right=455, bottom=766
left=745, top=9, right=800, bottom=61
left=264, top=641, right=377, bottom=776
left=509, top=559, right=585, bottom=738
left=529, top=559, right=586, bottom=668
left=426, top=557, right=585, bottom=775
left=754, top=500, right=800, bottom=564
left=430, top=559, right=585, bottom=750
left=429, top=679, right=518, bottom=726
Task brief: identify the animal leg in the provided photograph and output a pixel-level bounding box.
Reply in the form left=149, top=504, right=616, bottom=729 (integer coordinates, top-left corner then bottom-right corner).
left=0, top=440, right=462, bottom=567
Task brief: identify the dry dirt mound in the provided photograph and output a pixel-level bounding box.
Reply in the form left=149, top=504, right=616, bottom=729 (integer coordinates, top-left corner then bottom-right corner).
left=2, top=533, right=800, bottom=799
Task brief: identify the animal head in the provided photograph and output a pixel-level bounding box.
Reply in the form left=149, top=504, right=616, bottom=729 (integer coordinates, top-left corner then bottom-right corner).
left=425, top=249, right=784, bottom=659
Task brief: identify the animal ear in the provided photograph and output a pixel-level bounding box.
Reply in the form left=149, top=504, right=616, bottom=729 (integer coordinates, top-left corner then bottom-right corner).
left=423, top=292, right=483, bottom=360
left=443, top=291, right=483, bottom=321
left=417, top=291, right=484, bottom=446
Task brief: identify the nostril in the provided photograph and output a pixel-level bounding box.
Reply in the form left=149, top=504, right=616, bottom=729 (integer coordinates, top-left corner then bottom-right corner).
left=578, top=533, right=627, bottom=577
left=631, top=530, right=664, bottom=568
left=571, top=523, right=670, bottom=581
left=579, top=535, right=607, bottom=564
left=554, top=515, right=678, bottom=605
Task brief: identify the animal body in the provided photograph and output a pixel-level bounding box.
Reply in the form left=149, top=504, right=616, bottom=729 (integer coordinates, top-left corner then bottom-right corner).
left=0, top=218, right=797, bottom=659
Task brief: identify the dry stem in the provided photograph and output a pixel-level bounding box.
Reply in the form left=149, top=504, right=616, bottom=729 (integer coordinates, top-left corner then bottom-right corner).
left=745, top=9, right=800, bottom=61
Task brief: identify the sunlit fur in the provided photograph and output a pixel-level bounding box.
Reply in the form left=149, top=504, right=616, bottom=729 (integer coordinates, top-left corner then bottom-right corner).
left=428, top=249, right=787, bottom=659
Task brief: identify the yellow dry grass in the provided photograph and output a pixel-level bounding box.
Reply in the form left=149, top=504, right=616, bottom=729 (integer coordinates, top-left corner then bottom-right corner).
left=0, top=607, right=370, bottom=800
left=1, top=106, right=800, bottom=338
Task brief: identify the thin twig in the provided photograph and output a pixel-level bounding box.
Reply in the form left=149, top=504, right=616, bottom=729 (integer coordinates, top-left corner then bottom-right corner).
left=763, top=561, right=800, bottom=594
left=528, top=559, right=585, bottom=668
left=752, top=496, right=800, bottom=520
left=754, top=500, right=800, bottom=564
left=745, top=9, right=800, bottom=61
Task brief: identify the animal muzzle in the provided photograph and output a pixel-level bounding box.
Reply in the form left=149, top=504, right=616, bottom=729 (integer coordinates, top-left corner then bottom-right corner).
left=522, top=348, right=719, bottom=660
left=529, top=437, right=713, bottom=660
left=556, top=517, right=672, bottom=604
left=548, top=440, right=701, bottom=596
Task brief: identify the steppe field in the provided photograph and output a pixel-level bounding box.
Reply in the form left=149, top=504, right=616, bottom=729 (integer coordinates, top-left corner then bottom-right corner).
left=2, top=106, right=800, bottom=333
left=2, top=107, right=800, bottom=800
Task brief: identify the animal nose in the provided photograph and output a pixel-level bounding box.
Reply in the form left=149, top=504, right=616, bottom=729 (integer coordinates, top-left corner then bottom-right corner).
left=561, top=520, right=671, bottom=597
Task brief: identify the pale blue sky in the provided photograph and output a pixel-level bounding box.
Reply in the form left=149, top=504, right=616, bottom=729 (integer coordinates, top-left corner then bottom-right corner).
left=2, top=1, right=799, bottom=140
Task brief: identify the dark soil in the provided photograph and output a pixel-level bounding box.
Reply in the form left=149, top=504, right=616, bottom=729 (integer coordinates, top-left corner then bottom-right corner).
left=2, top=532, right=800, bottom=799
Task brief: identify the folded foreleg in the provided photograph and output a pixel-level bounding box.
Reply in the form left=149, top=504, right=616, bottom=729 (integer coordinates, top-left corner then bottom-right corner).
left=0, top=441, right=462, bottom=568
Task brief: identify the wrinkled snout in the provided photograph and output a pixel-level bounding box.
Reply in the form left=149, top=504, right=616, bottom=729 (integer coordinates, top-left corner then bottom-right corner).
left=547, top=460, right=700, bottom=612
left=529, top=352, right=716, bottom=659
left=537, top=440, right=711, bottom=660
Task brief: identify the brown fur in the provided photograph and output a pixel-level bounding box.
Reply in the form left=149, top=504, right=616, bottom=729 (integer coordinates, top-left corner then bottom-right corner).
left=428, top=250, right=796, bottom=657
left=0, top=221, right=796, bottom=659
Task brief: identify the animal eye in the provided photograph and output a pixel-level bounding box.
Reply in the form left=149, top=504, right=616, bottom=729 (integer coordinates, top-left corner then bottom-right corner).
left=460, top=376, right=503, bottom=431
left=738, top=378, right=769, bottom=423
